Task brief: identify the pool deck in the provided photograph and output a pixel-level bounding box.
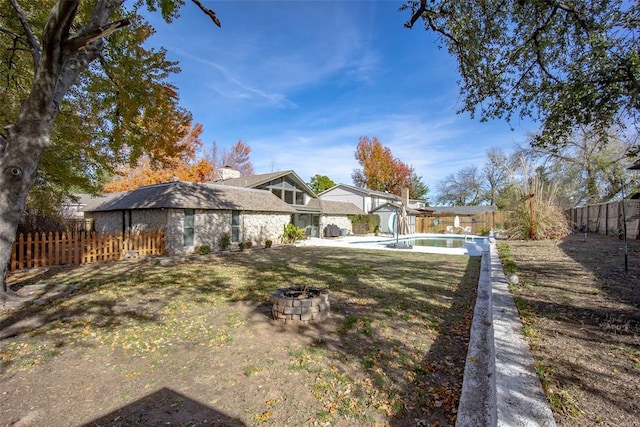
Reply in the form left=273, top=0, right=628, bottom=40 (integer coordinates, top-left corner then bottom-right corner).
left=296, top=233, right=489, bottom=256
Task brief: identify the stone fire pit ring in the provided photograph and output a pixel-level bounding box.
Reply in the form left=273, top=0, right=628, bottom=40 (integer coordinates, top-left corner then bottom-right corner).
left=271, top=286, right=330, bottom=325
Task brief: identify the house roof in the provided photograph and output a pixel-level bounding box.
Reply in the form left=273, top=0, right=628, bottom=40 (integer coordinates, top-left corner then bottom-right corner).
left=429, top=205, right=497, bottom=215
left=319, top=183, right=401, bottom=200
left=370, top=202, right=420, bottom=216
left=80, top=181, right=296, bottom=214
left=306, top=199, right=365, bottom=215
left=215, top=170, right=317, bottom=197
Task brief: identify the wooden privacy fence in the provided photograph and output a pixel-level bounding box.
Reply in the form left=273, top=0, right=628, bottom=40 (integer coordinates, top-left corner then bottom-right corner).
left=10, top=229, right=164, bottom=271
left=416, top=211, right=510, bottom=234
left=567, top=200, right=640, bottom=239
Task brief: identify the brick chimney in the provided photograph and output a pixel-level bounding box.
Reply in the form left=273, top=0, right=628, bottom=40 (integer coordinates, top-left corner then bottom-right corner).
left=401, top=188, right=409, bottom=207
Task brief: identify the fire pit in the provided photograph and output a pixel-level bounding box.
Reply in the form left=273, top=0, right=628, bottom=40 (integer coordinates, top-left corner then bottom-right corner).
left=270, top=286, right=330, bottom=325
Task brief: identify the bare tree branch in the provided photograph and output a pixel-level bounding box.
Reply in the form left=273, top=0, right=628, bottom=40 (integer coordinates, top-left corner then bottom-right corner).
left=7, top=0, right=41, bottom=70
left=191, top=0, right=222, bottom=27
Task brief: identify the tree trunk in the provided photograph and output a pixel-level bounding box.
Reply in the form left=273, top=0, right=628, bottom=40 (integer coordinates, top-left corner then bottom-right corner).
left=0, top=126, right=49, bottom=299
left=0, top=0, right=120, bottom=300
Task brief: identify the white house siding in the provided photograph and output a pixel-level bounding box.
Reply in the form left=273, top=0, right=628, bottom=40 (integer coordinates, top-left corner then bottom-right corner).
left=320, top=188, right=366, bottom=212
left=243, top=212, right=291, bottom=245
left=321, top=215, right=353, bottom=235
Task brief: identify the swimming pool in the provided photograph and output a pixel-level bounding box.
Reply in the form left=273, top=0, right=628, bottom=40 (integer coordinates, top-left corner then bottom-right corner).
left=347, top=234, right=490, bottom=255
left=298, top=233, right=490, bottom=256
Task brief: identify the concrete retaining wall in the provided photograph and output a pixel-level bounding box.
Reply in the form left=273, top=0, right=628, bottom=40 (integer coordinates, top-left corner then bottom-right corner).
left=457, top=242, right=556, bottom=426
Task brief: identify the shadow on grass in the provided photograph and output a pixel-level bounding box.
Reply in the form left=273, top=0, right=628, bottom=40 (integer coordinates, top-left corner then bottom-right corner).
left=2, top=246, right=480, bottom=424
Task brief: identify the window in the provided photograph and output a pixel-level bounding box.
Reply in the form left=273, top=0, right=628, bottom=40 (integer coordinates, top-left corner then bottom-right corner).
left=295, top=192, right=305, bottom=205
left=284, top=190, right=294, bottom=204
left=183, top=209, right=195, bottom=246
left=231, top=210, right=240, bottom=242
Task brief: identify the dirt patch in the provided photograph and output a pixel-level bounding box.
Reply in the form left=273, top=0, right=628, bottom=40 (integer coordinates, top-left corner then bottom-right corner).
left=1, top=247, right=479, bottom=426
left=503, top=233, right=640, bottom=426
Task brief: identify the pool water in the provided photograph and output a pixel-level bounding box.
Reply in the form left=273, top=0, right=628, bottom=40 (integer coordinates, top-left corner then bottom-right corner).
left=382, top=237, right=471, bottom=249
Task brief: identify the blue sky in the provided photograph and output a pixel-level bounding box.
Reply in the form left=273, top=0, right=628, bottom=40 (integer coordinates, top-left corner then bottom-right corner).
left=143, top=1, right=535, bottom=193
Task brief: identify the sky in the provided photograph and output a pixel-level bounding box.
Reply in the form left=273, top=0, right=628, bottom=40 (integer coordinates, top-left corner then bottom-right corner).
left=142, top=1, right=536, bottom=194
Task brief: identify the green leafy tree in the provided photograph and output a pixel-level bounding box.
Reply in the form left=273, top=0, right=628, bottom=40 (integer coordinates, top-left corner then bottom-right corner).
left=0, top=0, right=220, bottom=298
left=307, top=174, right=336, bottom=194
left=409, top=172, right=429, bottom=202
left=403, top=1, right=640, bottom=149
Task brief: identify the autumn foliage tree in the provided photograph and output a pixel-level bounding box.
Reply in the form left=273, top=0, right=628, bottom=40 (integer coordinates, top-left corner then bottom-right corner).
left=215, top=140, right=255, bottom=176
left=0, top=0, right=220, bottom=297
left=103, top=137, right=256, bottom=192
left=102, top=123, right=217, bottom=192
left=351, top=136, right=421, bottom=197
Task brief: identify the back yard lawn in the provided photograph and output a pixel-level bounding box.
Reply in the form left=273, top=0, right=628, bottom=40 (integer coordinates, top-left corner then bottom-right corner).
left=502, top=233, right=640, bottom=426
left=1, top=247, right=479, bottom=426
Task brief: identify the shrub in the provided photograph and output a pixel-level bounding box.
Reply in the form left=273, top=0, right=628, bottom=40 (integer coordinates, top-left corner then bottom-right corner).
left=265, top=239, right=273, bottom=248
left=350, top=214, right=380, bottom=234
left=239, top=241, right=246, bottom=251
left=197, top=244, right=211, bottom=255
left=280, top=223, right=306, bottom=244
left=505, top=157, right=571, bottom=240
left=244, top=240, right=253, bottom=249
left=219, top=232, right=231, bottom=251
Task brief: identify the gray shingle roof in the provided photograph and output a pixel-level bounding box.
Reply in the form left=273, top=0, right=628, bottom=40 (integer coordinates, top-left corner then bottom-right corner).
left=306, top=199, right=364, bottom=215
left=215, top=170, right=317, bottom=196
left=80, top=182, right=296, bottom=213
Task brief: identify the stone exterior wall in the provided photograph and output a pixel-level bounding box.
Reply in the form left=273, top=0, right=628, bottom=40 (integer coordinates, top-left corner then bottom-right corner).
left=321, top=215, right=353, bottom=235
left=242, top=212, right=291, bottom=246
left=86, top=210, right=168, bottom=233
left=86, top=208, right=291, bottom=255
left=131, top=210, right=167, bottom=230
left=194, top=210, right=232, bottom=252
left=86, top=211, right=122, bottom=232
left=165, top=209, right=290, bottom=255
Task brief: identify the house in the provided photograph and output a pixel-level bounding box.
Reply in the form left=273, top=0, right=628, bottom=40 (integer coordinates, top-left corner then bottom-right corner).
left=80, top=181, right=296, bottom=255
left=318, top=184, right=401, bottom=213
left=216, top=170, right=364, bottom=237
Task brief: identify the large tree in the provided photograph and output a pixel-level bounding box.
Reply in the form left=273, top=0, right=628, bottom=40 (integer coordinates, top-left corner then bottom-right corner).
left=403, top=1, right=640, bottom=148
left=351, top=136, right=416, bottom=196
left=103, top=123, right=220, bottom=192
left=482, top=147, right=510, bottom=206
left=307, top=174, right=336, bottom=194
left=435, top=166, right=484, bottom=206
left=518, top=126, right=640, bottom=206
left=215, top=140, right=255, bottom=177
left=0, top=0, right=220, bottom=297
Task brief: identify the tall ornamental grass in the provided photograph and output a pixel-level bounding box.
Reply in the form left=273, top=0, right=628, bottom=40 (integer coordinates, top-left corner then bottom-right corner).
left=506, top=158, right=571, bottom=240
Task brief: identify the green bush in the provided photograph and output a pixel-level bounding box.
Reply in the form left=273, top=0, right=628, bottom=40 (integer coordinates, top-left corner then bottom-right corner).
left=238, top=240, right=252, bottom=251
left=219, top=232, right=231, bottom=251
left=280, top=223, right=306, bottom=244
left=265, top=239, right=273, bottom=248
left=197, top=244, right=211, bottom=255
left=350, top=214, right=380, bottom=234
